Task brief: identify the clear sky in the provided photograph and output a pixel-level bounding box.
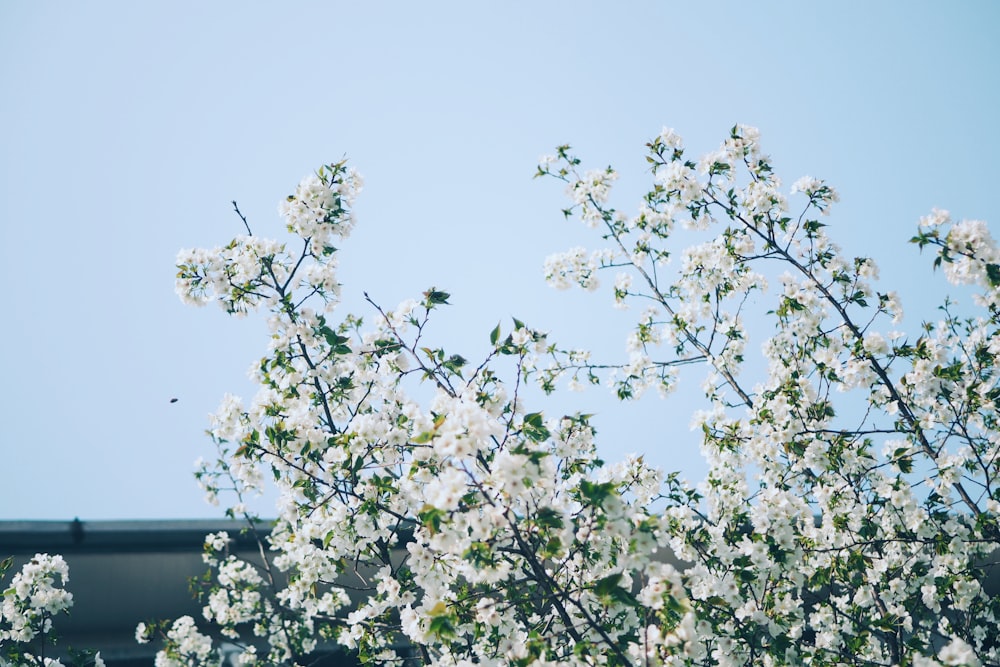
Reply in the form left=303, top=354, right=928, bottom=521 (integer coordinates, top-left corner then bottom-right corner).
left=1, top=2, right=998, bottom=520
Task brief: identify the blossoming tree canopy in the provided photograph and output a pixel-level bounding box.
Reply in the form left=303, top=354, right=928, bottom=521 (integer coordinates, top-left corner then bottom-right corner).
left=5, top=125, right=997, bottom=666
left=167, top=126, right=998, bottom=666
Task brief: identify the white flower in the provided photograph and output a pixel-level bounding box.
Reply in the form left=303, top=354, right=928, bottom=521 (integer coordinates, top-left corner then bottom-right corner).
left=423, top=466, right=467, bottom=511
left=543, top=247, right=600, bottom=291
left=937, top=636, right=980, bottom=667
left=791, top=175, right=822, bottom=195
left=511, top=327, right=531, bottom=346
left=919, top=207, right=951, bottom=228
left=658, top=126, right=683, bottom=150
left=655, top=161, right=700, bottom=204
left=209, top=394, right=244, bottom=442
left=862, top=331, right=888, bottom=355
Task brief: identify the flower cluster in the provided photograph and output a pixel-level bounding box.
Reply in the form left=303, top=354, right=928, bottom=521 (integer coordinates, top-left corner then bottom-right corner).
left=176, top=160, right=360, bottom=316
left=0, top=554, right=73, bottom=645
left=279, top=164, right=362, bottom=248
left=0, top=555, right=103, bottom=667
left=153, top=616, right=215, bottom=667
left=543, top=246, right=605, bottom=291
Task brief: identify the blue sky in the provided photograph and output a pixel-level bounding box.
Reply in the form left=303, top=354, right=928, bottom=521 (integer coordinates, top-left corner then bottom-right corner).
left=1, top=2, right=998, bottom=519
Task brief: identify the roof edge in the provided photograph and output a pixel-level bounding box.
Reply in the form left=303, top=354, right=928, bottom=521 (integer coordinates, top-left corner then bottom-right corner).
left=0, top=519, right=272, bottom=555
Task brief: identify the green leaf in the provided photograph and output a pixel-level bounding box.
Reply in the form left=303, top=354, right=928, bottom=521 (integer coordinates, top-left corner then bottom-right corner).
left=593, top=572, right=624, bottom=597
left=443, top=354, right=467, bottom=376
left=372, top=338, right=402, bottom=356
left=534, top=507, right=564, bottom=530
left=987, top=263, right=1000, bottom=287
left=577, top=480, right=616, bottom=505
left=423, top=288, right=451, bottom=307
left=490, top=322, right=501, bottom=346
left=892, top=447, right=914, bottom=473
left=320, top=326, right=352, bottom=355
left=463, top=541, right=493, bottom=566
left=522, top=412, right=550, bottom=442
left=665, top=594, right=686, bottom=614
left=592, top=572, right=637, bottom=606
left=428, top=614, right=456, bottom=639
left=419, top=506, right=446, bottom=534
left=803, top=220, right=826, bottom=234
left=541, top=537, right=562, bottom=559
left=523, top=412, right=544, bottom=428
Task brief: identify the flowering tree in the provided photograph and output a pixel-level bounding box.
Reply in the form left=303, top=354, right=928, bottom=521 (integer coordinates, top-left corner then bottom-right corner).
left=159, top=126, right=1000, bottom=667
left=7, top=126, right=998, bottom=666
